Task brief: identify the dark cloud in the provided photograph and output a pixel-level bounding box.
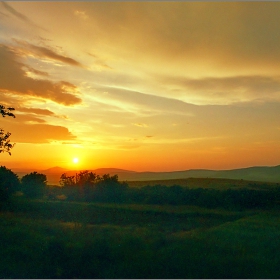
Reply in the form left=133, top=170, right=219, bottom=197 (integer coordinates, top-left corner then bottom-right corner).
left=0, top=44, right=82, bottom=105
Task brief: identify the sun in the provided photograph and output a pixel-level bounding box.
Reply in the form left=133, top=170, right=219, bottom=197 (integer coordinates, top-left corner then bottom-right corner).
left=73, top=157, right=79, bottom=164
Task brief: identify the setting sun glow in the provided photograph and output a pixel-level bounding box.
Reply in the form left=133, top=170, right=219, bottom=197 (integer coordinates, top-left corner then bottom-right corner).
left=1, top=2, right=280, bottom=173
left=73, top=158, right=79, bottom=164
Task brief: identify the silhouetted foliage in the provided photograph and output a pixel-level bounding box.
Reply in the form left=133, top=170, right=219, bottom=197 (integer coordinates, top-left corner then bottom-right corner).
left=59, top=173, right=76, bottom=187
left=56, top=172, right=280, bottom=209
left=0, top=166, right=20, bottom=202
left=21, top=172, right=47, bottom=198
left=59, top=172, right=128, bottom=202
left=120, top=184, right=280, bottom=210
left=0, top=105, right=15, bottom=155
left=94, top=174, right=128, bottom=203
left=0, top=105, right=15, bottom=118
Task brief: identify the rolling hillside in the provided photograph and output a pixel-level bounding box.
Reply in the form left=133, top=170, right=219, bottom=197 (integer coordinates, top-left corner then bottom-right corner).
left=14, top=165, right=280, bottom=185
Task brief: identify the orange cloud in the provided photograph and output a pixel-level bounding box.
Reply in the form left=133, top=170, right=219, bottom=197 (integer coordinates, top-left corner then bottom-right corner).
left=2, top=121, right=76, bottom=143
left=17, top=107, right=54, bottom=116
left=0, top=44, right=81, bottom=105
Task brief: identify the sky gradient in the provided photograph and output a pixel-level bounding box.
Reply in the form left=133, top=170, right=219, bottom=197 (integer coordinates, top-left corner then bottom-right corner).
left=1, top=2, right=280, bottom=171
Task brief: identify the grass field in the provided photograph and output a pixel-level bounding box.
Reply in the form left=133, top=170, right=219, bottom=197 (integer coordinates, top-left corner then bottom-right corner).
left=126, top=177, right=280, bottom=190
left=1, top=197, right=280, bottom=278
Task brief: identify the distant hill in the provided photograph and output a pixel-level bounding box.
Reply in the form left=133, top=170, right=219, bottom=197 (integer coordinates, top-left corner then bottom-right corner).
left=14, top=165, right=280, bottom=185
left=92, top=168, right=137, bottom=174
left=43, top=166, right=69, bottom=173
left=121, top=165, right=280, bottom=183
left=38, top=167, right=137, bottom=185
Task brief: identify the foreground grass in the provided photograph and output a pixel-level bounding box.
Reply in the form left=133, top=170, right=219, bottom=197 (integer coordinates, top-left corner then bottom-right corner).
left=1, top=198, right=280, bottom=278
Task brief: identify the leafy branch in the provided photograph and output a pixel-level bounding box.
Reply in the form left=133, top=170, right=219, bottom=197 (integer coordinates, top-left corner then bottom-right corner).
left=0, top=104, right=15, bottom=155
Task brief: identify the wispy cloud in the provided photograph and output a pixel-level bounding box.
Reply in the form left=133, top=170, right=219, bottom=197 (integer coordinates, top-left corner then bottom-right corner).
left=87, top=52, right=112, bottom=70
left=133, top=123, right=148, bottom=127
left=156, top=75, right=280, bottom=105
left=17, top=107, right=54, bottom=116
left=0, top=10, right=9, bottom=18
left=24, top=65, right=49, bottom=77
left=15, top=40, right=83, bottom=67
left=1, top=2, right=47, bottom=31
left=74, top=10, right=89, bottom=20
left=90, top=86, right=196, bottom=117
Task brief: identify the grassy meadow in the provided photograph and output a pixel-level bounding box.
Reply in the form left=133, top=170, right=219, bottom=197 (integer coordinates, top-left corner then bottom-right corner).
left=1, top=187, right=280, bottom=278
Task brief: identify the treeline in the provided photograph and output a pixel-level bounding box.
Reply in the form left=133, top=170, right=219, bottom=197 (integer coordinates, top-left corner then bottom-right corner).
left=56, top=171, right=128, bottom=203
left=0, top=166, right=46, bottom=202
left=1, top=166, right=280, bottom=210
left=129, top=185, right=280, bottom=210
left=54, top=171, right=280, bottom=210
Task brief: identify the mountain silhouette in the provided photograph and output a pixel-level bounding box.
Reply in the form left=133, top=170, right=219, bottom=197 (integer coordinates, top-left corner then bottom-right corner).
left=14, top=164, right=280, bottom=185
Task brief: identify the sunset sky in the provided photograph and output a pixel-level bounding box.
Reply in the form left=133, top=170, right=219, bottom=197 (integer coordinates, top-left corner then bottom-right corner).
left=1, top=2, right=280, bottom=171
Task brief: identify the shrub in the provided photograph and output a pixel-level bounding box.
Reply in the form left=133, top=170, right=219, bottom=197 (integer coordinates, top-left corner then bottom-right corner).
left=21, top=172, right=47, bottom=198
left=0, top=166, right=20, bottom=202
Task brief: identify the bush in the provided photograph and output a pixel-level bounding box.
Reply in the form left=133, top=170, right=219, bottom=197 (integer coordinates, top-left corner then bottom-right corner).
left=21, top=172, right=47, bottom=198
left=0, top=166, right=20, bottom=202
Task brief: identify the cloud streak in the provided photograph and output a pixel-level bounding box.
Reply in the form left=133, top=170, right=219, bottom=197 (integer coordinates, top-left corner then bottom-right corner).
left=90, top=86, right=196, bottom=117
left=155, top=75, right=280, bottom=105
left=14, top=40, right=83, bottom=67
left=1, top=2, right=47, bottom=31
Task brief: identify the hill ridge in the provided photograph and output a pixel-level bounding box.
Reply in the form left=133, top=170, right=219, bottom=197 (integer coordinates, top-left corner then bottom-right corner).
left=14, top=164, right=280, bottom=185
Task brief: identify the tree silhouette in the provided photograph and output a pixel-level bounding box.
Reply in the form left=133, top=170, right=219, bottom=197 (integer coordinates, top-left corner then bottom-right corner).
left=0, top=166, right=20, bottom=202
left=0, top=104, right=15, bottom=155
left=59, top=172, right=128, bottom=202
left=21, top=172, right=47, bottom=198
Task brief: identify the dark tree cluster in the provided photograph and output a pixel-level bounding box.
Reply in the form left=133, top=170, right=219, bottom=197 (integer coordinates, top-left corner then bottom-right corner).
left=1, top=162, right=280, bottom=211
left=0, top=166, right=20, bottom=202
left=126, top=184, right=280, bottom=210
left=59, top=171, right=128, bottom=202
left=56, top=172, right=280, bottom=210
left=0, top=167, right=47, bottom=203
left=21, top=172, right=47, bottom=198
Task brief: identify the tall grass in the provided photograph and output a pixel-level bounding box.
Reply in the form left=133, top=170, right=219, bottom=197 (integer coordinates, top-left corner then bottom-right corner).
left=1, top=198, right=280, bottom=278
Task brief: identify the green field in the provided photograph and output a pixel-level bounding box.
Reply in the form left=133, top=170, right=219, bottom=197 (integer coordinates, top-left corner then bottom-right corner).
left=1, top=196, right=280, bottom=278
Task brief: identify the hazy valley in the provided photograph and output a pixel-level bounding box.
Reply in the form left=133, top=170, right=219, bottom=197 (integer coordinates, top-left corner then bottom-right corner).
left=13, top=164, right=280, bottom=185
